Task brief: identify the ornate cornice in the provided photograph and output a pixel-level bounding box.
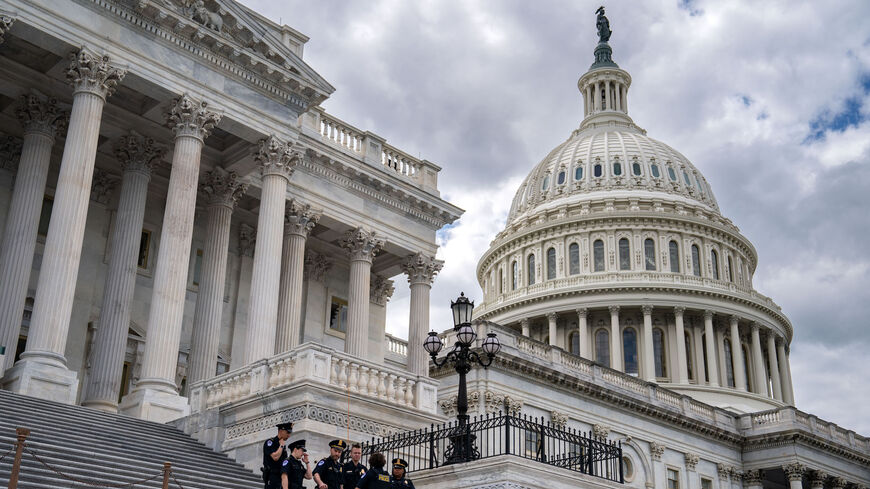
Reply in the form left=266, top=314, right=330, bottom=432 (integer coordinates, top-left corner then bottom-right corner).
left=223, top=404, right=404, bottom=441
left=66, top=48, right=126, bottom=99
left=743, top=430, right=870, bottom=466
left=166, top=94, right=221, bottom=141
left=115, top=131, right=165, bottom=176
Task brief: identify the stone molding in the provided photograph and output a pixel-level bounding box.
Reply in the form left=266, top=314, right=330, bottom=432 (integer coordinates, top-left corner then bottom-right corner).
left=369, top=275, right=395, bottom=306
left=115, top=131, right=165, bottom=176
left=0, top=13, right=14, bottom=43
left=222, top=404, right=405, bottom=441
left=303, top=251, right=331, bottom=282
left=166, top=93, right=221, bottom=141
left=255, top=135, right=299, bottom=180
left=16, top=93, right=68, bottom=139
left=224, top=405, right=307, bottom=440
left=238, top=223, right=256, bottom=257
left=782, top=462, right=805, bottom=482
left=684, top=452, right=699, bottom=471
left=66, top=48, right=126, bottom=99
left=339, top=227, right=384, bottom=263
left=283, top=198, right=320, bottom=237
left=90, top=168, right=118, bottom=204
left=199, top=167, right=247, bottom=208
left=402, top=252, right=444, bottom=286
left=649, top=441, right=665, bottom=461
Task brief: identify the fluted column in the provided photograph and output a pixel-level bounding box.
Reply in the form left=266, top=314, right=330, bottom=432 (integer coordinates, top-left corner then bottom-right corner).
left=244, top=136, right=298, bottom=364
left=729, top=316, right=747, bottom=391
left=403, top=253, right=443, bottom=376
left=576, top=308, right=589, bottom=358
left=9, top=50, right=125, bottom=403
left=0, top=94, right=66, bottom=371
left=609, top=305, right=622, bottom=371
left=546, top=312, right=558, bottom=347
left=703, top=310, right=719, bottom=387
left=340, top=228, right=384, bottom=358
left=693, top=323, right=706, bottom=384
left=82, top=133, right=164, bottom=411
left=673, top=306, right=688, bottom=383
left=120, top=94, right=220, bottom=421
left=750, top=323, right=766, bottom=395
left=777, top=340, right=794, bottom=405
left=276, top=199, right=320, bottom=353
left=187, top=169, right=246, bottom=384
left=641, top=305, right=655, bottom=381
left=766, top=332, right=783, bottom=401
left=520, top=318, right=530, bottom=337
left=782, top=463, right=804, bottom=489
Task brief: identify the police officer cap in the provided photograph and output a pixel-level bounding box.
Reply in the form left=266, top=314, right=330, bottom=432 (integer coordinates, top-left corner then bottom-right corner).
left=392, top=458, right=408, bottom=469
left=328, top=439, right=347, bottom=450
left=276, top=422, right=294, bottom=432
left=287, top=439, right=307, bottom=452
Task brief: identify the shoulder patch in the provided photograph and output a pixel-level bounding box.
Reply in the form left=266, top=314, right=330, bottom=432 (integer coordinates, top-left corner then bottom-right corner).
left=317, top=460, right=324, bottom=466
left=282, top=459, right=289, bottom=466
left=266, top=440, right=273, bottom=446
left=378, top=474, right=390, bottom=482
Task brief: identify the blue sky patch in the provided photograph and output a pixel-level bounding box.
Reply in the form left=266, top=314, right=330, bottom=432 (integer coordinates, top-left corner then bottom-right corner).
left=805, top=74, right=869, bottom=143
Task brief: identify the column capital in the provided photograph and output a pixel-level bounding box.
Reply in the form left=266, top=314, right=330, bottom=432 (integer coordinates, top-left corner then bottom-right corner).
left=684, top=452, right=699, bottom=471
left=284, top=198, right=321, bottom=237
left=303, top=250, right=332, bottom=282
left=370, top=274, right=395, bottom=306
left=744, top=470, right=764, bottom=485
left=520, top=318, right=530, bottom=326
left=0, top=14, right=15, bottom=43
left=641, top=304, right=653, bottom=315
left=575, top=307, right=588, bottom=318
left=546, top=312, right=558, bottom=321
left=166, top=94, right=221, bottom=141
left=703, top=309, right=714, bottom=320
left=340, top=227, right=384, bottom=263
left=717, top=463, right=731, bottom=481
left=830, top=477, right=847, bottom=489
left=673, top=305, right=686, bottom=316
left=649, top=441, right=665, bottom=461
left=750, top=321, right=761, bottom=332
left=115, top=131, right=166, bottom=177
left=402, top=252, right=443, bottom=285
left=90, top=167, right=119, bottom=205
left=238, top=223, right=256, bottom=257
left=730, top=315, right=740, bottom=326
left=782, top=463, right=805, bottom=482
left=16, top=94, right=68, bottom=139
left=66, top=48, right=126, bottom=99
left=810, top=471, right=828, bottom=489
left=255, top=135, right=299, bottom=180
left=608, top=305, right=620, bottom=315
left=199, top=167, right=247, bottom=208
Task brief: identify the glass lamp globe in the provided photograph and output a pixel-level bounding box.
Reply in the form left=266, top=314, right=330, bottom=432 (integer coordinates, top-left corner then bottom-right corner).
left=423, top=331, right=443, bottom=354
left=450, top=292, right=474, bottom=327
left=456, top=324, right=477, bottom=346
left=482, top=332, right=501, bottom=356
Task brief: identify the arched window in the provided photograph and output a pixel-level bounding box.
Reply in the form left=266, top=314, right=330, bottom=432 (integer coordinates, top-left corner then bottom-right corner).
left=685, top=332, right=694, bottom=381
left=644, top=238, right=656, bottom=271
left=557, top=171, right=566, bottom=185
left=511, top=261, right=518, bottom=290
left=737, top=258, right=744, bottom=284
left=623, top=328, right=638, bottom=375
left=632, top=162, right=642, bottom=176
left=498, top=269, right=503, bottom=294
left=651, top=164, right=660, bottom=178
left=527, top=254, right=536, bottom=286
left=618, top=238, right=630, bottom=270
left=691, top=244, right=702, bottom=277
left=669, top=240, right=680, bottom=273
left=727, top=256, right=734, bottom=282
left=546, top=247, right=556, bottom=280
left=711, top=249, right=720, bottom=280
left=594, top=163, right=603, bottom=178
left=696, top=176, right=705, bottom=195
left=593, top=239, right=605, bottom=272
left=723, top=338, right=735, bottom=387
left=569, top=243, right=580, bottom=275
left=653, top=328, right=667, bottom=378
left=541, top=174, right=550, bottom=191
left=667, top=167, right=677, bottom=181
left=701, top=333, right=710, bottom=383
left=569, top=332, right=580, bottom=355
left=613, top=161, right=622, bottom=176
left=575, top=166, right=583, bottom=180
left=683, top=170, right=692, bottom=186
left=595, top=329, right=610, bottom=367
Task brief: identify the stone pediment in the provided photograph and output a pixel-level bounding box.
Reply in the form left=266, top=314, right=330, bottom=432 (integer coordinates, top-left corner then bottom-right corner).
left=131, top=0, right=334, bottom=108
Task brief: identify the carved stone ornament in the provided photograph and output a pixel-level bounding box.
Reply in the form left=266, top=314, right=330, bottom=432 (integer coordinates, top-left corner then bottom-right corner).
left=550, top=411, right=568, bottom=430
left=199, top=166, right=247, bottom=208
left=743, top=469, right=764, bottom=485
left=339, top=227, right=384, bottom=263
left=284, top=198, right=320, bottom=237
left=810, top=472, right=828, bottom=489
left=592, top=423, right=610, bottom=440
left=484, top=390, right=505, bottom=414
left=649, top=441, right=665, bottom=461
left=303, top=250, right=332, bottom=282
left=369, top=275, right=395, bottom=306
left=190, top=0, right=223, bottom=32
left=684, top=452, right=700, bottom=471
left=90, top=168, right=119, bottom=205
left=16, top=93, right=68, bottom=138
left=66, top=48, right=126, bottom=99
left=504, top=396, right=524, bottom=416
left=166, top=93, right=221, bottom=141
left=830, top=477, right=847, bottom=489
left=438, top=395, right=458, bottom=417
left=782, top=463, right=805, bottom=482
left=0, top=136, right=22, bottom=173
left=0, top=14, right=14, bottom=43
left=255, top=135, right=299, bottom=180
left=115, top=131, right=166, bottom=176
left=717, top=463, right=731, bottom=481
left=402, top=252, right=444, bottom=285
left=238, top=223, right=256, bottom=257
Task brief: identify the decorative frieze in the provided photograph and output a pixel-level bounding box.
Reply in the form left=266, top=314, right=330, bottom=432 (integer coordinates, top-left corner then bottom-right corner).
left=504, top=396, right=524, bottom=417
left=16, top=94, right=68, bottom=138
left=369, top=275, right=395, bottom=306
left=649, top=441, right=665, bottom=461
left=66, top=48, right=126, bottom=99
left=199, top=167, right=247, bottom=208
left=166, top=94, right=221, bottom=141
left=484, top=390, right=505, bottom=414
left=684, top=452, right=700, bottom=471
left=284, top=198, right=320, bottom=237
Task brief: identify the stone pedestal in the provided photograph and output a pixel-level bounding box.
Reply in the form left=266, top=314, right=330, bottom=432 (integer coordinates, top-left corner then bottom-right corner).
left=402, top=253, right=442, bottom=376
left=339, top=228, right=384, bottom=358
left=276, top=199, right=319, bottom=353
left=118, top=385, right=191, bottom=424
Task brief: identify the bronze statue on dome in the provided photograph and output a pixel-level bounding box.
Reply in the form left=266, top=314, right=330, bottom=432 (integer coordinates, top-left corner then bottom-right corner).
left=596, top=6, right=612, bottom=43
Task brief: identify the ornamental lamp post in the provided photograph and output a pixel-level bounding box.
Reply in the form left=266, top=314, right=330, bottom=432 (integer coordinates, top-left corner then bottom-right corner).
left=424, top=292, right=501, bottom=464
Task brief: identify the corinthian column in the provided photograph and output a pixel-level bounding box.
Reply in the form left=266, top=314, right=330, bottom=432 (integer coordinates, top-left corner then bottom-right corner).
left=576, top=308, right=589, bottom=358
left=703, top=310, right=720, bottom=387
left=403, top=253, right=443, bottom=376
left=749, top=323, right=766, bottom=395
left=766, top=332, right=783, bottom=401
left=7, top=50, right=124, bottom=404
left=120, top=94, right=220, bottom=422
left=729, top=316, right=747, bottom=391
left=339, top=228, right=384, bottom=358
left=641, top=305, right=655, bottom=381
left=673, top=306, right=688, bottom=384
left=244, top=136, right=297, bottom=364
left=187, top=168, right=246, bottom=384
left=547, top=313, right=558, bottom=347
left=777, top=340, right=794, bottom=405
left=82, top=133, right=164, bottom=412
left=276, top=199, right=320, bottom=353
left=0, top=94, right=66, bottom=371
left=608, top=305, right=622, bottom=371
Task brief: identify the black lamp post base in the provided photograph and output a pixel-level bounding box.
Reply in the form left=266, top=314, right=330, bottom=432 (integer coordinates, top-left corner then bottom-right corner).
left=443, top=433, right=480, bottom=465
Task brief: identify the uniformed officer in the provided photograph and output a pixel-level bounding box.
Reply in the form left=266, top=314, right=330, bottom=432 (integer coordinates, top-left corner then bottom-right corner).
left=355, top=452, right=391, bottom=489
left=262, top=422, right=294, bottom=489
left=280, top=439, right=312, bottom=489
left=341, top=443, right=366, bottom=489
left=389, top=458, right=415, bottom=489
left=312, top=439, right=345, bottom=489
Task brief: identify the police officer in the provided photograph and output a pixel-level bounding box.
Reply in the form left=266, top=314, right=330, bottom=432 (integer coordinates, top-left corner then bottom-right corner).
left=389, top=459, right=415, bottom=489
left=355, top=453, right=390, bottom=489
left=280, top=439, right=312, bottom=489
left=312, top=439, right=345, bottom=489
left=262, top=423, right=294, bottom=489
left=341, top=443, right=366, bottom=489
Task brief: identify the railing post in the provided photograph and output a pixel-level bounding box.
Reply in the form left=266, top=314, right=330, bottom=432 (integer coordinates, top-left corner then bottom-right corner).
left=504, top=415, right=511, bottom=455
left=587, top=434, right=595, bottom=476
left=7, top=427, right=29, bottom=489
left=618, top=441, right=624, bottom=483
left=161, top=462, right=171, bottom=489
left=428, top=430, right=435, bottom=469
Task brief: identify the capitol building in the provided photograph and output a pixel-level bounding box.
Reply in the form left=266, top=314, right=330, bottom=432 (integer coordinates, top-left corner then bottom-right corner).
left=0, top=1, right=867, bottom=489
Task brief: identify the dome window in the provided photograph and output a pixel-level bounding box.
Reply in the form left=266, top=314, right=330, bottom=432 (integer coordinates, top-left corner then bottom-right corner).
left=711, top=249, right=720, bottom=280
left=683, top=170, right=692, bottom=187
left=541, top=174, right=550, bottom=191
left=632, top=162, right=642, bottom=176
left=569, top=243, right=580, bottom=275
left=557, top=171, right=566, bottom=185
left=618, top=238, right=630, bottom=270
left=575, top=166, right=584, bottom=180
left=593, top=239, right=605, bottom=271
left=691, top=244, right=702, bottom=277
left=696, top=177, right=705, bottom=195
left=511, top=261, right=518, bottom=290
left=644, top=238, right=656, bottom=271
left=668, top=240, right=680, bottom=273
left=546, top=247, right=556, bottom=280
left=594, top=163, right=603, bottom=178
left=613, top=162, right=622, bottom=176
left=651, top=164, right=661, bottom=178
left=527, top=254, right=536, bottom=286
left=667, top=167, right=677, bottom=181
left=623, top=328, right=638, bottom=375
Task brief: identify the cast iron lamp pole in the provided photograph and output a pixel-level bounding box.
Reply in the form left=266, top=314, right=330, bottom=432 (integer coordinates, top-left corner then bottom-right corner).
left=424, top=292, right=501, bottom=464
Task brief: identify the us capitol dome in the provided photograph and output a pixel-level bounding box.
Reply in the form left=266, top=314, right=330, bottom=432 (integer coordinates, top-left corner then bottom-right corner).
left=472, top=31, right=793, bottom=414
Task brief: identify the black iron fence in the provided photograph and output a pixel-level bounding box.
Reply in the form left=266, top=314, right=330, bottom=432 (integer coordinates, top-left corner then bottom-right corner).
left=361, top=412, right=624, bottom=484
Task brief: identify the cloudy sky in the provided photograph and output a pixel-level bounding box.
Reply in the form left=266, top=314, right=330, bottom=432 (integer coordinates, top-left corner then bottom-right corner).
left=242, top=0, right=870, bottom=433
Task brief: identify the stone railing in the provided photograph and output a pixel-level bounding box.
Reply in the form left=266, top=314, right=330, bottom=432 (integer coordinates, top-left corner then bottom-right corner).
left=385, top=333, right=408, bottom=356
left=741, top=407, right=870, bottom=453
left=319, top=113, right=364, bottom=153
left=382, top=144, right=419, bottom=179
left=188, top=342, right=438, bottom=415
